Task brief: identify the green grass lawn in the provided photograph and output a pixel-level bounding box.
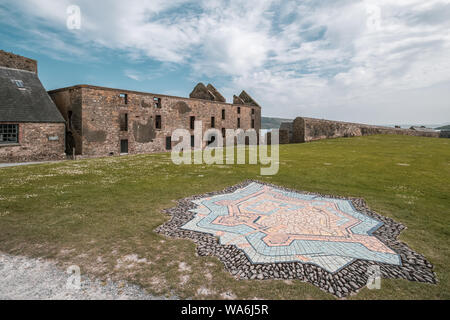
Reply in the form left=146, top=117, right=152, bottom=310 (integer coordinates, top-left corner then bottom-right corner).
left=0, top=135, right=449, bottom=299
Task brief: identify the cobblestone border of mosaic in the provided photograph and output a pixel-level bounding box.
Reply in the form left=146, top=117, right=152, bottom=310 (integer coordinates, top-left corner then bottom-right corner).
left=155, top=180, right=437, bottom=297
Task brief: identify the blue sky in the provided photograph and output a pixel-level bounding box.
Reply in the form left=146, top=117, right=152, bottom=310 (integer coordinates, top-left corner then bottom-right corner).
left=1, top=0, right=449, bottom=124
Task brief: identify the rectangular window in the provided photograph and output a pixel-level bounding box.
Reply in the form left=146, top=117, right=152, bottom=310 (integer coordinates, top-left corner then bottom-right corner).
left=222, top=109, right=225, bottom=120
left=251, top=119, right=255, bottom=129
left=120, top=139, right=128, bottom=154
left=222, top=128, right=226, bottom=138
left=154, top=97, right=162, bottom=108
left=237, top=107, right=241, bottom=114
left=120, top=113, right=128, bottom=131
left=119, top=93, right=128, bottom=104
left=0, top=124, right=19, bottom=144
left=211, top=116, right=215, bottom=128
left=155, top=115, right=162, bottom=129
left=14, top=80, right=24, bottom=88
left=252, top=108, right=255, bottom=115
left=190, top=116, right=195, bottom=130
left=237, top=118, right=241, bottom=128
left=166, top=136, right=172, bottom=150
left=191, top=135, right=195, bottom=148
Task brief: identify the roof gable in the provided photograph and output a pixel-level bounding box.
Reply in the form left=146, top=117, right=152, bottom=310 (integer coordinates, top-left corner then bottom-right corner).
left=0, top=67, right=64, bottom=123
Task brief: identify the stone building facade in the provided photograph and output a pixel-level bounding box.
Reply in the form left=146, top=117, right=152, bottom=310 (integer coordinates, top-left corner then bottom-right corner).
left=48, top=83, right=261, bottom=158
left=0, top=123, right=66, bottom=162
left=0, top=51, right=65, bottom=163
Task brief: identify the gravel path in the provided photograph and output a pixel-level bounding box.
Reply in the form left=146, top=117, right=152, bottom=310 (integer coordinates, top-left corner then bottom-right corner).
left=0, top=161, right=59, bottom=168
left=0, top=252, right=173, bottom=300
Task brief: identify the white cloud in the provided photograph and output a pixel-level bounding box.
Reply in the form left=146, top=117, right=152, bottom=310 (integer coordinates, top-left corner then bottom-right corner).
left=2, top=0, right=450, bottom=123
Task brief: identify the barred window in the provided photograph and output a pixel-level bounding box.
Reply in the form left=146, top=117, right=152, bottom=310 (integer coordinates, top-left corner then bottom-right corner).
left=0, top=124, right=19, bottom=144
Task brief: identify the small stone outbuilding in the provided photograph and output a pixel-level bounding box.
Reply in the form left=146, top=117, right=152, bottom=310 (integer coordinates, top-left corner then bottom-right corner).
left=0, top=50, right=65, bottom=162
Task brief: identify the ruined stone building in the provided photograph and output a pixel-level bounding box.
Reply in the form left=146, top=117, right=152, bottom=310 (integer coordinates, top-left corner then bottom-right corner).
left=48, top=82, right=261, bottom=158
left=0, top=50, right=261, bottom=162
left=0, top=51, right=65, bottom=162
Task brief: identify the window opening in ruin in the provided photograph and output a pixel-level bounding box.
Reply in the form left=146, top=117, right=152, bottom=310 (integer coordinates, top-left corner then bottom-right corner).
left=237, top=118, right=241, bottom=128
left=119, top=93, right=128, bottom=104
left=190, top=116, right=195, bottom=130
left=154, top=97, right=162, bottom=108
left=0, top=124, right=18, bottom=144
left=252, top=119, right=255, bottom=129
left=237, top=107, right=241, bottom=114
left=252, top=108, right=255, bottom=115
left=222, top=128, right=226, bottom=137
left=166, top=136, right=172, bottom=150
left=222, top=109, right=225, bottom=120
left=120, top=113, right=128, bottom=131
left=155, top=115, right=162, bottom=129
left=211, top=117, right=215, bottom=128
left=191, top=135, right=195, bottom=148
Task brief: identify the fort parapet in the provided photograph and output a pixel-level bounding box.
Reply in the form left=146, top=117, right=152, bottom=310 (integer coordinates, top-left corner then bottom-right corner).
left=289, top=117, right=440, bottom=143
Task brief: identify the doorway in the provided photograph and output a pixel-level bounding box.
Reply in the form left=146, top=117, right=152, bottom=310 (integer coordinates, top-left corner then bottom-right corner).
left=120, top=139, right=128, bottom=154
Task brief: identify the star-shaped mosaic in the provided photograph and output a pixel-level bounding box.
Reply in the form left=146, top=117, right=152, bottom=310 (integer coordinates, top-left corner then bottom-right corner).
left=156, top=181, right=436, bottom=297
left=182, top=182, right=400, bottom=272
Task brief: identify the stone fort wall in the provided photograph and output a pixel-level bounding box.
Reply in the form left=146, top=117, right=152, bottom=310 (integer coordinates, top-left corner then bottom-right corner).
left=290, top=117, right=440, bottom=143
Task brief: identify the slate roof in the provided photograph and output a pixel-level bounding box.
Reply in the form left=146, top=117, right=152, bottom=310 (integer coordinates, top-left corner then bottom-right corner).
left=0, top=66, right=64, bottom=123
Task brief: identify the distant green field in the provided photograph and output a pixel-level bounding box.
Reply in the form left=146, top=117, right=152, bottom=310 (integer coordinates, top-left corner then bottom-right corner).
left=0, top=135, right=449, bottom=299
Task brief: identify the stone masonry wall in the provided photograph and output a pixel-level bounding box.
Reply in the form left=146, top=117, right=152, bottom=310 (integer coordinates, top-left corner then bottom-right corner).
left=279, top=130, right=290, bottom=144
left=49, top=88, right=83, bottom=155
left=440, top=131, right=450, bottom=138
left=292, top=117, right=440, bottom=143
left=0, top=50, right=38, bottom=73
left=0, top=123, right=65, bottom=162
left=49, top=86, right=261, bottom=157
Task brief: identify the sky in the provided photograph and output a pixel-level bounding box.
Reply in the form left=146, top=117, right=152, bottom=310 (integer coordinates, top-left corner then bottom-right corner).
left=1, top=0, right=449, bottom=125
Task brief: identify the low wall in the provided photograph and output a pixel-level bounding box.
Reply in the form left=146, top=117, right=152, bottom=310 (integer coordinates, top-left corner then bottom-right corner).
left=0, top=123, right=66, bottom=162
left=292, top=117, right=440, bottom=143
left=440, top=131, right=450, bottom=139
left=279, top=130, right=290, bottom=144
